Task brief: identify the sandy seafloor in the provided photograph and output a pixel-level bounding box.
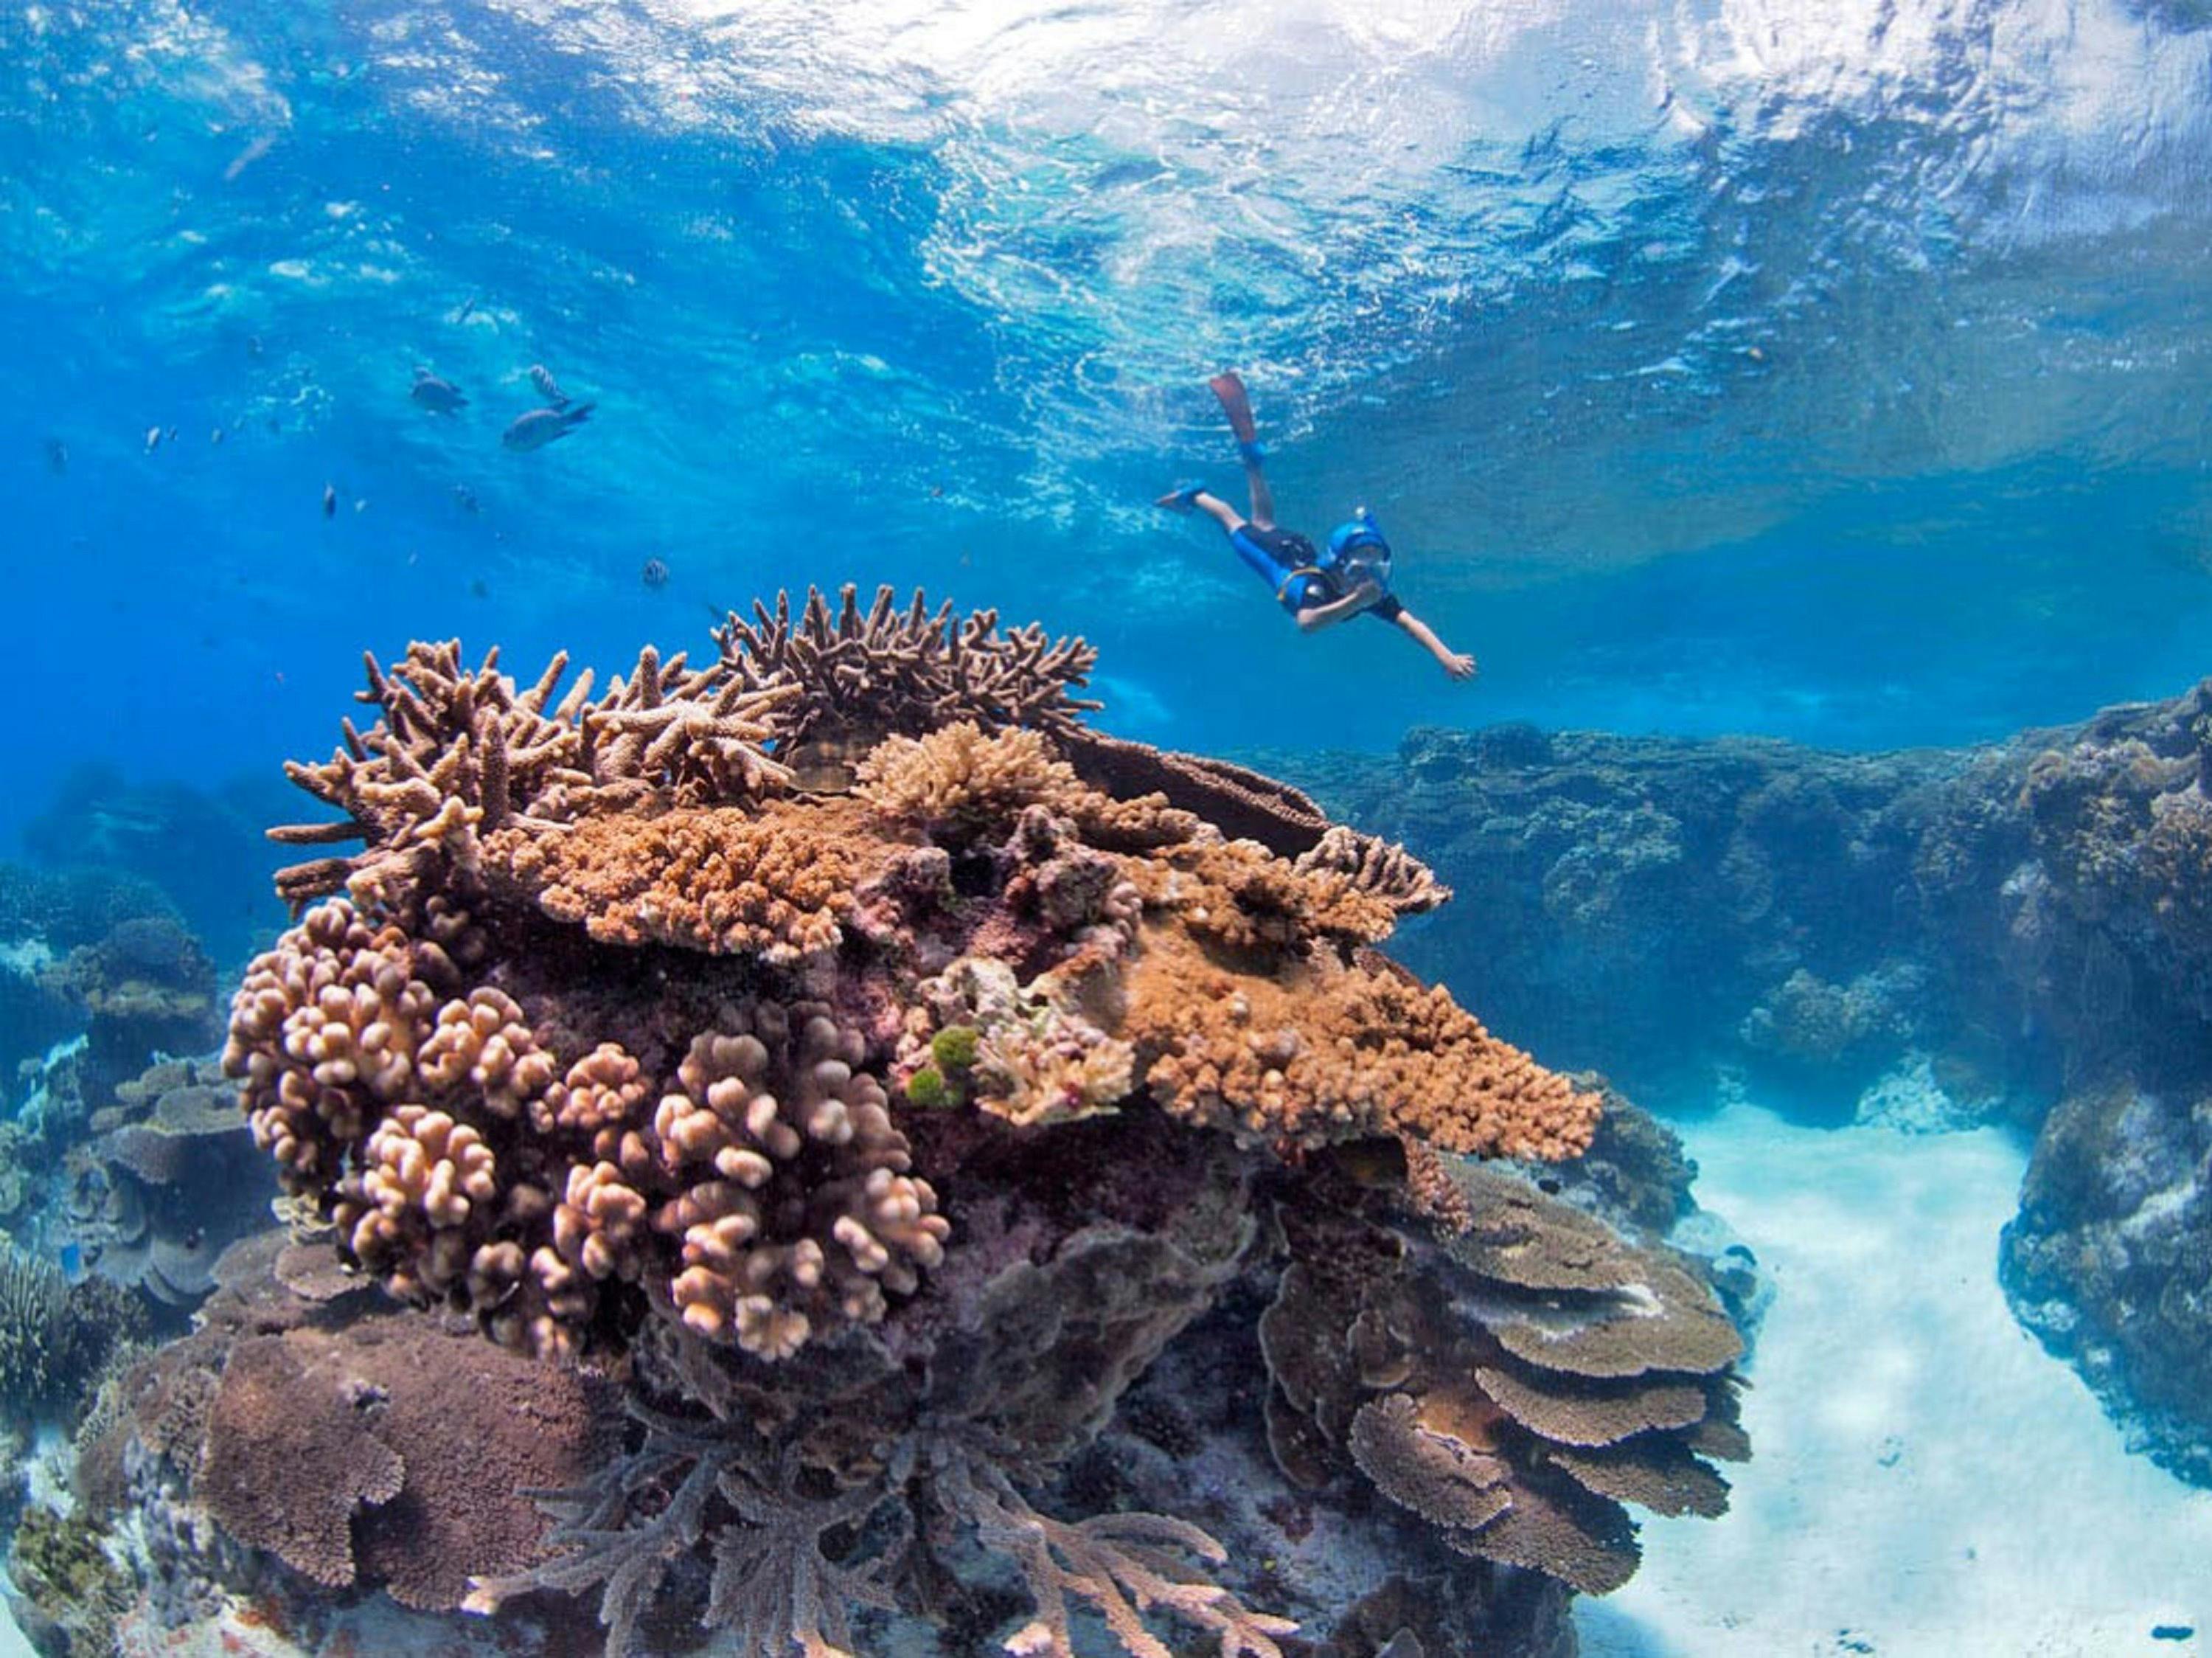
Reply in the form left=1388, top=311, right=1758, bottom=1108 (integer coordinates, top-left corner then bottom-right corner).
left=1576, top=1100, right=2212, bottom=1658
left=4, top=1100, right=2208, bottom=1658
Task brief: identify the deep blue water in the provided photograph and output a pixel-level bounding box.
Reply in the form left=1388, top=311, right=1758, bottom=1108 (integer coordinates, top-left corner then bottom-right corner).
left=4, top=0, right=2211, bottom=855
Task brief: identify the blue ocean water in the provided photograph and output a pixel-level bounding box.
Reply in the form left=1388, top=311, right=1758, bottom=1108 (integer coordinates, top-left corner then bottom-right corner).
left=5, top=5, right=2212, bottom=1654
left=6, top=0, right=2211, bottom=856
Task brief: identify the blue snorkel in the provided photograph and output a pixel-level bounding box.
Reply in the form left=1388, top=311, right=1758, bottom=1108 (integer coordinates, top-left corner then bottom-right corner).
left=1326, top=505, right=1394, bottom=594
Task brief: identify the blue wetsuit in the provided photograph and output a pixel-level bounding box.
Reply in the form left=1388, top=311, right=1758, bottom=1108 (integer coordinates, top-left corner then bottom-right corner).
left=1229, top=522, right=1405, bottom=622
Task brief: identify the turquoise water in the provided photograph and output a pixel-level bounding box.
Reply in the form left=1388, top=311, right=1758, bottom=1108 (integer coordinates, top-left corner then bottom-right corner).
left=5, top=7, right=2212, bottom=1654
left=7, top=0, right=2211, bottom=846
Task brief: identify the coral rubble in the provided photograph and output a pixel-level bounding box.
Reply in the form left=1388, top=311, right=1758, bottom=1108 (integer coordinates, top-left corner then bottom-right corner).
left=173, top=589, right=1737, bottom=1654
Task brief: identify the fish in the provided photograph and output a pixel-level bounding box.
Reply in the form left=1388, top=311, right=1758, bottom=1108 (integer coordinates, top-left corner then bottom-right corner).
left=144, top=426, right=162, bottom=454
left=527, top=363, right=571, bottom=409
left=322, top=482, right=338, bottom=518
left=410, top=367, right=468, bottom=413
left=501, top=403, right=594, bottom=451
left=44, top=437, right=67, bottom=474
left=451, top=482, right=479, bottom=513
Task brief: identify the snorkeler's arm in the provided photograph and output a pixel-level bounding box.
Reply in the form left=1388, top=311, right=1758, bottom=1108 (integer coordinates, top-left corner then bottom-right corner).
left=1393, top=609, right=1479, bottom=679
left=1295, top=581, right=1382, bottom=633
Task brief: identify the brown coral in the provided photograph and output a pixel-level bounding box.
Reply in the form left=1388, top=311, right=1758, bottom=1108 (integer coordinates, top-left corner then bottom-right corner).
left=1258, top=1169, right=1745, bottom=1598
left=714, top=583, right=1103, bottom=756
left=650, top=1002, right=949, bottom=1360
left=855, top=721, right=1085, bottom=843
left=1126, top=923, right=1601, bottom=1160
left=504, top=799, right=869, bottom=962
left=269, top=639, right=795, bottom=908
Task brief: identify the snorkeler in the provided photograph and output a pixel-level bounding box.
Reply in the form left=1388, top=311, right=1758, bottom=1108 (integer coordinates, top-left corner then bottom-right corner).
left=1157, top=372, right=1478, bottom=680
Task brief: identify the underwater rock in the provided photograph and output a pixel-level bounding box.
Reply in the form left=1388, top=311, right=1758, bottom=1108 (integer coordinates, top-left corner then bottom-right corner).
left=2000, top=1076, right=2212, bottom=1483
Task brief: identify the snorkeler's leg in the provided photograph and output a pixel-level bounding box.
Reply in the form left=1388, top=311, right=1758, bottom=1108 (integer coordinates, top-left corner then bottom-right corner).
left=1155, top=486, right=1246, bottom=537
left=1208, top=372, right=1276, bottom=527
left=1244, top=454, right=1276, bottom=529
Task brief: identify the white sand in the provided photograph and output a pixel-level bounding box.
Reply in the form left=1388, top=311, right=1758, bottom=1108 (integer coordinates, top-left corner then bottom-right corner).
left=1576, top=1100, right=2212, bottom=1658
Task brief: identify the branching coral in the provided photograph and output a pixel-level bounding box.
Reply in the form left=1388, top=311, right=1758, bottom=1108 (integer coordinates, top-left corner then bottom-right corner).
left=857, top=721, right=1088, bottom=843
left=651, top=1002, right=949, bottom=1359
left=714, top=583, right=1103, bottom=757
left=269, top=639, right=795, bottom=909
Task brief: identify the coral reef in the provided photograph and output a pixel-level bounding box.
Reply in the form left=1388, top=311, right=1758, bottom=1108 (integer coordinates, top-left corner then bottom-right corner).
left=2000, top=1077, right=2212, bottom=1482
left=1276, top=676, right=2212, bottom=1482
left=66, top=1055, right=271, bottom=1307
left=73, top=1229, right=623, bottom=1622
left=189, top=594, right=1721, bottom=1654
left=0, top=1241, right=149, bottom=1426
left=713, top=583, right=1104, bottom=764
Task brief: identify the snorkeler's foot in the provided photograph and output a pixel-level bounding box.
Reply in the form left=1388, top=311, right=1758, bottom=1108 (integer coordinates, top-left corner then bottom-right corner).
left=1156, top=481, right=1207, bottom=512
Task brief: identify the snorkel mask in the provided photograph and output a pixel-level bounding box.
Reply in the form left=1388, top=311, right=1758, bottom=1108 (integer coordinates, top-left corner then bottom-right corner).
left=1326, top=506, right=1394, bottom=591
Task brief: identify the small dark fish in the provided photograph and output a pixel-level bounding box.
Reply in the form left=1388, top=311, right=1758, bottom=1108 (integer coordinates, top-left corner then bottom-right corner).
left=411, top=366, right=468, bottom=413
left=470, top=577, right=490, bottom=598
left=501, top=402, right=593, bottom=451
left=451, top=482, right=479, bottom=513
left=167, top=426, right=179, bottom=443
left=44, top=437, right=68, bottom=474
left=321, top=482, right=338, bottom=518
left=527, top=363, right=571, bottom=409
left=641, top=556, right=669, bottom=589
left=455, top=294, right=478, bottom=325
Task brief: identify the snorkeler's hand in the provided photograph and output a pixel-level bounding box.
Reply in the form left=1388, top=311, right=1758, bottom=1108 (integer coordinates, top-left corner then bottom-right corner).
left=1442, top=652, right=1479, bottom=681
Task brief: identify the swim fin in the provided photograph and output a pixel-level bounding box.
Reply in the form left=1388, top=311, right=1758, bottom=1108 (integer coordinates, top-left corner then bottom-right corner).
left=1208, top=372, right=1259, bottom=445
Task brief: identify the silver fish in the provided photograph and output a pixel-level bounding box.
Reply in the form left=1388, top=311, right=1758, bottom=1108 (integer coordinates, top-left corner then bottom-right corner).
left=501, top=403, right=593, bottom=451
left=527, top=363, right=571, bottom=409
left=411, top=367, right=468, bottom=413
left=321, top=482, right=337, bottom=518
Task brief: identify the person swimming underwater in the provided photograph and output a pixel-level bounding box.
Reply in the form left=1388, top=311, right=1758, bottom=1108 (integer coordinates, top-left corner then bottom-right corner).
left=1157, top=372, right=1478, bottom=680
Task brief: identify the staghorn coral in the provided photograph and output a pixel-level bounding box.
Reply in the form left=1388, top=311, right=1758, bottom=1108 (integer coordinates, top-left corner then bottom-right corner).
left=714, top=582, right=1103, bottom=759
left=269, top=639, right=795, bottom=909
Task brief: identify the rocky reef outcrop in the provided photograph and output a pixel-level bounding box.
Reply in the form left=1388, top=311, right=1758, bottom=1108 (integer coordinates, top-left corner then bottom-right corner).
left=38, top=586, right=1749, bottom=1658
left=1275, top=679, right=2212, bottom=1482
